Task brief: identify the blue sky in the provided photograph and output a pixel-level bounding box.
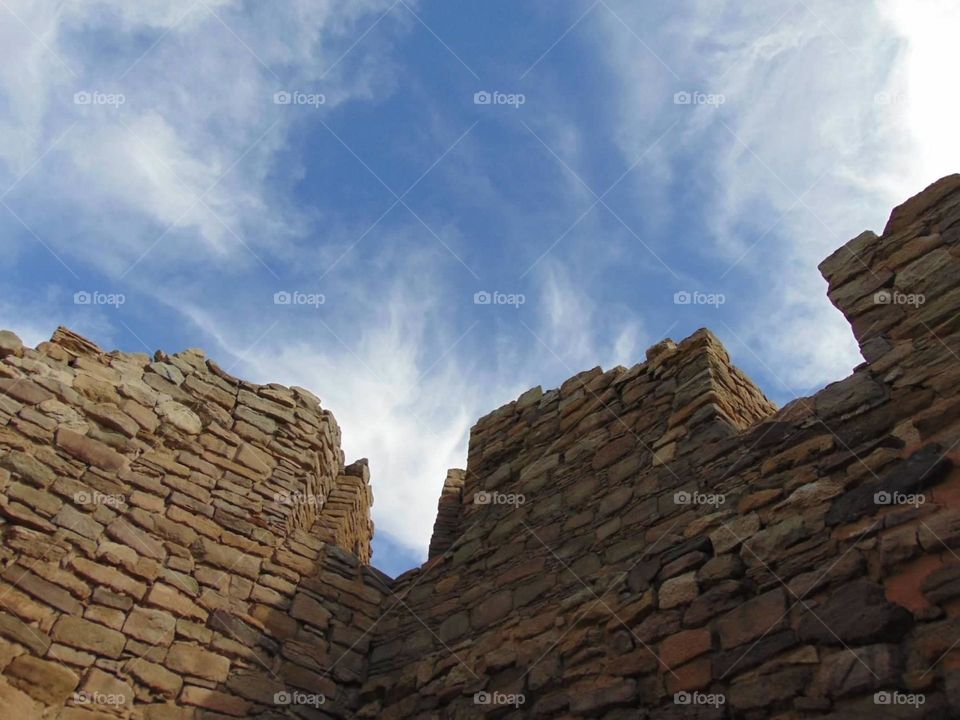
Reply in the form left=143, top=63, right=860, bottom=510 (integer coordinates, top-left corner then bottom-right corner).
left=1, top=0, right=958, bottom=576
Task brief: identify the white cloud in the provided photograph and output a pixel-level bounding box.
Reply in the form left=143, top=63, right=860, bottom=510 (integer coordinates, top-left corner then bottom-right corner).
left=0, top=0, right=408, bottom=271
left=168, top=268, right=485, bottom=560
left=595, top=0, right=959, bottom=393
left=536, top=260, right=647, bottom=372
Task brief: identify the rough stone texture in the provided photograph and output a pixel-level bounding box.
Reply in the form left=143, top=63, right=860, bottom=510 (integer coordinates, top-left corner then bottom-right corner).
left=0, top=326, right=381, bottom=718
left=2, top=176, right=960, bottom=718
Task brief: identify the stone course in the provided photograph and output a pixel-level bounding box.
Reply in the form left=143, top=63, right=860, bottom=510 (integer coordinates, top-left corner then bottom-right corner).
left=1, top=175, right=960, bottom=717
left=0, top=325, right=381, bottom=718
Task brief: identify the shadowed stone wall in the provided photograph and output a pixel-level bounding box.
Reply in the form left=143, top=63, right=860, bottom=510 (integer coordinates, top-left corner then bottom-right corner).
left=1, top=175, right=960, bottom=718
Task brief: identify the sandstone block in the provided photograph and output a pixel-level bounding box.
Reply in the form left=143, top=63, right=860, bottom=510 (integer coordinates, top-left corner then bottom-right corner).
left=157, top=400, right=202, bottom=434
left=126, top=658, right=184, bottom=697
left=798, top=579, right=911, bottom=645
left=660, top=627, right=712, bottom=669
left=179, top=686, right=250, bottom=716
left=0, top=378, right=54, bottom=405
left=123, top=606, right=177, bottom=646
left=165, top=642, right=231, bottom=682
left=77, top=668, right=134, bottom=710
left=51, top=616, right=126, bottom=658
left=146, top=583, right=207, bottom=622
left=6, top=654, right=79, bottom=704
left=658, top=571, right=698, bottom=609
left=191, top=537, right=259, bottom=579
left=0, top=611, right=51, bottom=655
left=0, top=677, right=39, bottom=718
left=290, top=592, right=332, bottom=629
left=55, top=428, right=126, bottom=470
left=716, top=589, right=785, bottom=649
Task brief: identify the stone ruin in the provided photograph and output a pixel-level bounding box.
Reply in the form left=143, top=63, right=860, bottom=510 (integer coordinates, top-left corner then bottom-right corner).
left=0, top=174, right=959, bottom=718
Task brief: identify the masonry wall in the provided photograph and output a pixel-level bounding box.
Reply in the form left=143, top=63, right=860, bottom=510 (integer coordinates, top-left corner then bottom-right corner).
left=362, top=174, right=960, bottom=718
left=0, top=327, right=382, bottom=718
left=2, top=175, right=960, bottom=719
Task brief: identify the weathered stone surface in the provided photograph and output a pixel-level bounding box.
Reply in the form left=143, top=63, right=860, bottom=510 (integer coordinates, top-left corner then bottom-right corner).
left=157, top=401, right=202, bottom=434
left=165, top=643, right=231, bottom=682
left=6, top=654, right=79, bottom=704
left=716, top=589, right=785, bottom=649
left=798, top=579, right=912, bottom=645
left=50, top=616, right=126, bottom=658
left=1, top=179, right=960, bottom=720
left=290, top=592, right=332, bottom=629
left=123, top=606, right=177, bottom=646
left=55, top=428, right=126, bottom=470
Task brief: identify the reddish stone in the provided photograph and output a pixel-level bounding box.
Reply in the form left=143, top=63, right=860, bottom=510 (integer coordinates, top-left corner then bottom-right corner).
left=885, top=553, right=944, bottom=612
left=660, top=627, right=712, bottom=669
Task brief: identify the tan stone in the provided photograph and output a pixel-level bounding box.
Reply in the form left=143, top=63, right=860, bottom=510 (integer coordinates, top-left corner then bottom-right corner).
left=165, top=642, right=231, bottom=682
left=146, top=584, right=208, bottom=622
left=6, top=654, right=79, bottom=704
left=55, top=428, right=126, bottom=470
left=50, top=616, right=126, bottom=658
left=123, top=606, right=177, bottom=646
left=157, top=400, right=202, bottom=434
left=77, top=668, right=134, bottom=710
left=178, top=686, right=251, bottom=716
left=126, top=658, right=183, bottom=697
left=658, top=571, right=698, bottom=609
left=0, top=676, right=40, bottom=718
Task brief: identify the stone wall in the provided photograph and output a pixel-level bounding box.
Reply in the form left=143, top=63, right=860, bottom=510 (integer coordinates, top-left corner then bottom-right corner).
left=1, top=174, right=960, bottom=719
left=358, top=175, right=960, bottom=718
left=0, top=326, right=382, bottom=718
